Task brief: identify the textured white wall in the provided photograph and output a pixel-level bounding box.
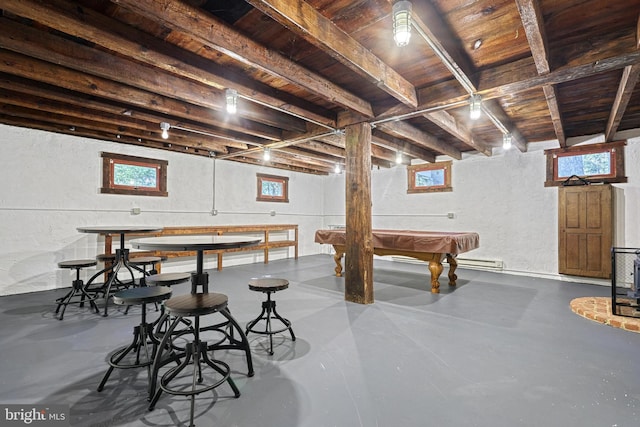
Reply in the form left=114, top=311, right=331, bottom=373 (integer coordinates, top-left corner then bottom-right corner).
left=1, top=123, right=639, bottom=295
left=0, top=125, right=324, bottom=295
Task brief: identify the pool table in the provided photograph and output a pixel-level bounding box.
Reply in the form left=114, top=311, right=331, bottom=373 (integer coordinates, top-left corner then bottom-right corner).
left=314, top=229, right=480, bottom=293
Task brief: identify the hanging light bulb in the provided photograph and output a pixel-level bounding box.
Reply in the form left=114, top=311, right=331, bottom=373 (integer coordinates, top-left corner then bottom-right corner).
left=469, top=94, right=482, bottom=120
left=263, top=147, right=270, bottom=161
left=502, top=133, right=512, bottom=150
left=160, top=122, right=170, bottom=139
left=395, top=151, right=403, bottom=164
left=225, top=88, right=237, bottom=114
left=334, top=163, right=341, bottom=174
left=392, top=1, right=412, bottom=47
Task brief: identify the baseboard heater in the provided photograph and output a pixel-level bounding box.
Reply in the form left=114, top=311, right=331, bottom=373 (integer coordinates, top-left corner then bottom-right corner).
left=391, top=256, right=504, bottom=271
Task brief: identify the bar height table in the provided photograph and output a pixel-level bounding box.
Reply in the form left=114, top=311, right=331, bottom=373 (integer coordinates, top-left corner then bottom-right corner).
left=78, top=226, right=163, bottom=316
left=131, top=235, right=261, bottom=401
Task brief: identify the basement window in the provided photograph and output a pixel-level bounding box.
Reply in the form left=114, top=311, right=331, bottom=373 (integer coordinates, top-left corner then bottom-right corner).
left=544, top=141, right=627, bottom=187
left=100, top=152, right=168, bottom=196
left=407, top=161, right=452, bottom=193
left=256, top=173, right=289, bottom=202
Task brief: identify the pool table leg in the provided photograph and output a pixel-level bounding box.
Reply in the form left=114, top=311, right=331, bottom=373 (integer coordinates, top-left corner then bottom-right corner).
left=447, top=254, right=458, bottom=286
left=333, top=246, right=344, bottom=277
left=428, top=261, right=443, bottom=293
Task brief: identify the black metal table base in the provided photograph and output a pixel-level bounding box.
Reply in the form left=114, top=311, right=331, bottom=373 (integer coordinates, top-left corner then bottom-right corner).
left=149, top=317, right=240, bottom=427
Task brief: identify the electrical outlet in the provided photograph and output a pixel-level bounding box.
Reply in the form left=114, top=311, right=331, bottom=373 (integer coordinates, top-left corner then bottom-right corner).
left=270, top=210, right=276, bottom=216
left=131, top=207, right=141, bottom=215
left=211, top=209, right=218, bottom=216
left=447, top=212, right=455, bottom=219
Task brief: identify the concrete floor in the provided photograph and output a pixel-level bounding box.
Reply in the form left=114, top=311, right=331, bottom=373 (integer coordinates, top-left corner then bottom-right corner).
left=0, top=254, right=638, bottom=427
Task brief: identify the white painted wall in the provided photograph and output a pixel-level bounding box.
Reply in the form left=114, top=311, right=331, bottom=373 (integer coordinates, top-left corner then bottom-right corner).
left=1, top=123, right=639, bottom=295
left=0, top=125, right=324, bottom=295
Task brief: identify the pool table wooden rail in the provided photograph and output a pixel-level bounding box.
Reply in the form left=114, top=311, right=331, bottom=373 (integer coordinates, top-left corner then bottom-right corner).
left=315, top=229, right=479, bottom=293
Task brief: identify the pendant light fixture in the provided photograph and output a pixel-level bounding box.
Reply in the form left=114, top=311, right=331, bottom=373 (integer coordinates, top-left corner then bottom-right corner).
left=502, top=133, right=512, bottom=150
left=225, top=88, right=238, bottom=114
left=263, top=147, right=271, bottom=161
left=469, top=94, right=482, bottom=120
left=160, top=122, right=170, bottom=139
left=395, top=151, right=403, bottom=164
left=392, top=1, right=412, bottom=47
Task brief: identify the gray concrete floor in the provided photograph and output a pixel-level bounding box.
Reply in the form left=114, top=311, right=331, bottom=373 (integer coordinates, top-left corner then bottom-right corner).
left=0, top=254, right=638, bottom=427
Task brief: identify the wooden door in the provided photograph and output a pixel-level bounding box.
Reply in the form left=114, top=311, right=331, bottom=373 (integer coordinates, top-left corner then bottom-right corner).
left=558, top=184, right=612, bottom=278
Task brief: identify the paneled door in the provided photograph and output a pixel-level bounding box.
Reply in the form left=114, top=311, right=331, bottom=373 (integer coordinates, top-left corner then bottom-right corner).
left=558, top=184, right=612, bottom=278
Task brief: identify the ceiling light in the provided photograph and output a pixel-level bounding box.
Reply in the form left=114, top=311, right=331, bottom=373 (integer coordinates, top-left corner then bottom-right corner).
left=392, top=1, right=412, bottom=47
left=502, top=133, right=512, bottom=150
left=225, top=88, right=237, bottom=114
left=263, top=147, right=270, bottom=161
left=469, top=94, right=482, bottom=120
left=473, top=39, right=483, bottom=50
left=395, top=151, right=403, bottom=164
left=160, top=122, right=170, bottom=139
left=334, top=163, right=341, bottom=174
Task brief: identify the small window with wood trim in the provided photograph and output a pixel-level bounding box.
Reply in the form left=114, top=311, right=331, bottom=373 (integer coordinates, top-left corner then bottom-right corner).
left=407, top=161, right=452, bottom=193
left=257, top=173, right=289, bottom=202
left=544, top=141, right=627, bottom=187
left=101, top=152, right=168, bottom=196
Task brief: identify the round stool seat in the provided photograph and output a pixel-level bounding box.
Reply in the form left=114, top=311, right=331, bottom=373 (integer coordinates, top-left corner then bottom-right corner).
left=164, top=293, right=228, bottom=317
left=129, top=256, right=163, bottom=266
left=113, top=286, right=172, bottom=306
left=248, top=278, right=289, bottom=292
left=146, top=272, right=191, bottom=286
left=58, top=259, right=97, bottom=269
left=96, top=253, right=116, bottom=262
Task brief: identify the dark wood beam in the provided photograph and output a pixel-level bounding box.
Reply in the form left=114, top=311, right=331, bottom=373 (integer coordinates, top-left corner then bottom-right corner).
left=246, top=0, right=417, bottom=108
left=0, top=17, right=305, bottom=133
left=111, top=0, right=374, bottom=117
left=344, top=122, right=373, bottom=304
left=423, top=110, right=493, bottom=156
left=0, top=49, right=282, bottom=141
left=605, top=64, right=640, bottom=141
left=1, top=0, right=337, bottom=130
left=515, top=0, right=566, bottom=146
left=377, top=121, right=462, bottom=160
left=371, top=130, right=437, bottom=163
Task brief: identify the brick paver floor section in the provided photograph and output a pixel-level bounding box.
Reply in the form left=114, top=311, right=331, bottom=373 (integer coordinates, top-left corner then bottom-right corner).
left=570, top=296, right=640, bottom=333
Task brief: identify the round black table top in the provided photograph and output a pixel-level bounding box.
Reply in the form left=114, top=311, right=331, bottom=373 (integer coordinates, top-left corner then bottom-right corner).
left=131, top=235, right=261, bottom=252
left=77, top=226, right=163, bottom=234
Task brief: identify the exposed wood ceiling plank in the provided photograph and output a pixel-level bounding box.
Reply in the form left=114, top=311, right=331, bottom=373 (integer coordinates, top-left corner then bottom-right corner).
left=0, top=113, right=216, bottom=157
left=371, top=130, right=437, bottom=163
left=423, top=110, right=492, bottom=156
left=515, top=0, right=566, bottom=147
left=0, top=17, right=305, bottom=133
left=246, top=0, right=417, bottom=108
left=377, top=121, right=462, bottom=160
left=605, top=64, right=640, bottom=141
left=413, top=49, right=640, bottom=123
left=0, top=49, right=282, bottom=141
left=111, top=0, right=374, bottom=117
left=411, top=6, right=477, bottom=93
left=1, top=0, right=337, bottom=130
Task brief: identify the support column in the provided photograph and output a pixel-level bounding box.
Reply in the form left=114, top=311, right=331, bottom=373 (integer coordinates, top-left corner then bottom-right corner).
left=344, top=122, right=373, bottom=304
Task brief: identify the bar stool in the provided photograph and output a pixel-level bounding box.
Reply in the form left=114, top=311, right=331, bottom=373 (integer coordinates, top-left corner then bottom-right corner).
left=97, top=286, right=173, bottom=392
left=130, top=256, right=165, bottom=286
left=245, top=278, right=296, bottom=355
left=148, top=293, right=241, bottom=426
left=55, top=259, right=99, bottom=320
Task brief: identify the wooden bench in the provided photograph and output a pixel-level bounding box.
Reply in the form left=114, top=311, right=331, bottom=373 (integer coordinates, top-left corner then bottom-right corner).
left=99, top=224, right=298, bottom=273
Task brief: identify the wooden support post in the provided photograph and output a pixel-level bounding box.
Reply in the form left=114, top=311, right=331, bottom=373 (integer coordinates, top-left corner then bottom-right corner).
left=344, top=122, right=374, bottom=304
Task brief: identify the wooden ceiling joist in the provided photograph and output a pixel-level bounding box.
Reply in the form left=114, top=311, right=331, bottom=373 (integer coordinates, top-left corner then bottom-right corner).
left=111, top=0, right=375, bottom=118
